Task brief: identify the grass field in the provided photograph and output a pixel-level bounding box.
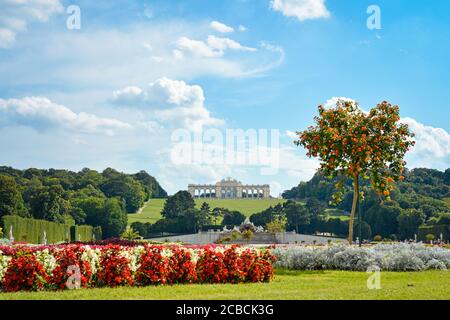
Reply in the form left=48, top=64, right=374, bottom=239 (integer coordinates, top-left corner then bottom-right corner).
left=1, top=270, right=448, bottom=300
left=128, top=198, right=286, bottom=224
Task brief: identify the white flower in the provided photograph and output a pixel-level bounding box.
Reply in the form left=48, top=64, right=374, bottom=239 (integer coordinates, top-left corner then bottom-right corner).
left=0, top=253, right=11, bottom=282
left=35, top=249, right=57, bottom=275
left=81, top=246, right=101, bottom=275
left=161, top=248, right=173, bottom=259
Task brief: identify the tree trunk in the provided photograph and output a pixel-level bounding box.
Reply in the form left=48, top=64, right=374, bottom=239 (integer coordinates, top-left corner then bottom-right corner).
left=348, top=176, right=359, bottom=245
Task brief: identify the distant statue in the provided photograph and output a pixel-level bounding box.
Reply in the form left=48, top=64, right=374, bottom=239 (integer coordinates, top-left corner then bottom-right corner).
left=42, top=231, right=47, bottom=245
left=9, top=226, right=14, bottom=242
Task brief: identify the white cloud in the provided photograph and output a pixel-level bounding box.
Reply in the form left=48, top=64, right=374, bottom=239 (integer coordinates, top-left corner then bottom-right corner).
left=0, top=28, right=15, bottom=48
left=0, top=96, right=130, bottom=135
left=285, top=130, right=298, bottom=140
left=112, top=77, right=224, bottom=132
left=0, top=21, right=284, bottom=90
left=402, top=117, right=450, bottom=159
left=210, top=21, right=234, bottom=33
left=176, top=36, right=222, bottom=58
left=270, top=0, right=330, bottom=22
left=176, top=35, right=256, bottom=58
left=0, top=0, right=63, bottom=48
left=238, top=25, right=247, bottom=32
left=270, top=181, right=283, bottom=197
left=279, top=145, right=319, bottom=179
left=323, top=97, right=357, bottom=109
left=207, top=35, right=256, bottom=52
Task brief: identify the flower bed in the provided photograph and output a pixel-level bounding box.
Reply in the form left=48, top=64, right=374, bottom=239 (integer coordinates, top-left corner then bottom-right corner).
left=273, top=243, right=450, bottom=272
left=0, top=244, right=275, bottom=292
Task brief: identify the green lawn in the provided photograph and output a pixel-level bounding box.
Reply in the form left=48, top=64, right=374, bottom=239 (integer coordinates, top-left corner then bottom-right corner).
left=128, top=198, right=286, bottom=224
left=1, top=270, right=448, bottom=300
left=323, top=208, right=350, bottom=221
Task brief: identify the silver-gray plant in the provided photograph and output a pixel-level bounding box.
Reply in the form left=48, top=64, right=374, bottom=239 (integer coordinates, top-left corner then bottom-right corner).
left=272, top=243, right=450, bottom=272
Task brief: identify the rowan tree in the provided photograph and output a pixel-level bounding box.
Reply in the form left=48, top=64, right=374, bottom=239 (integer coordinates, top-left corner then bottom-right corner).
left=295, top=100, right=415, bottom=244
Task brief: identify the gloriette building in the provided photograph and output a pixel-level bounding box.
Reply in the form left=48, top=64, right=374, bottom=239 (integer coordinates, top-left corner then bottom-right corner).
left=188, top=178, right=270, bottom=199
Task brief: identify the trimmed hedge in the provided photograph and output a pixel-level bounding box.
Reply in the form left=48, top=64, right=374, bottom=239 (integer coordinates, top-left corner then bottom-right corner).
left=418, top=224, right=449, bottom=242
left=71, top=225, right=93, bottom=242
left=1, top=215, right=96, bottom=244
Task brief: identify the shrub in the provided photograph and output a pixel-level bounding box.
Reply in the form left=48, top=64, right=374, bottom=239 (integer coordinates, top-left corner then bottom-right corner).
left=135, top=246, right=168, bottom=285
left=418, top=225, right=448, bottom=242
left=0, top=244, right=275, bottom=292
left=266, top=218, right=286, bottom=233
left=97, top=246, right=134, bottom=287
left=373, top=235, right=382, bottom=242
left=426, top=234, right=435, bottom=243
left=242, top=230, right=254, bottom=242
left=230, top=231, right=241, bottom=241
left=273, top=243, right=450, bottom=272
left=2, top=253, right=49, bottom=292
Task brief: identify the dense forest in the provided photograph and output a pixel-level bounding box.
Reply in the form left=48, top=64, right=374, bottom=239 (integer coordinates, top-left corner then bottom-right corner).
left=280, top=168, right=450, bottom=240
left=0, top=167, right=167, bottom=238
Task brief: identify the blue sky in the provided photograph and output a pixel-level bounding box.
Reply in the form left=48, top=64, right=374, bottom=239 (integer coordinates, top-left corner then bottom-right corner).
left=0, top=0, right=449, bottom=195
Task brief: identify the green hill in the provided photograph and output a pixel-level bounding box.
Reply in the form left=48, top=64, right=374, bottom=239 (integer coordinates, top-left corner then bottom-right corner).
left=128, top=198, right=286, bottom=224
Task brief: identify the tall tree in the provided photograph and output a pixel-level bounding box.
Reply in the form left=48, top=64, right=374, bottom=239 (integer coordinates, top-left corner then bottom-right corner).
left=29, top=184, right=69, bottom=223
left=0, top=175, right=27, bottom=218
left=296, top=100, right=415, bottom=244
left=284, top=201, right=310, bottom=233
left=100, top=174, right=145, bottom=213
left=161, top=191, right=195, bottom=219
left=397, top=208, right=424, bottom=240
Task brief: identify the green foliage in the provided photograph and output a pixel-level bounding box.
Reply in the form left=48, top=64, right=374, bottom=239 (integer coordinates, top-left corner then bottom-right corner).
left=284, top=201, right=310, bottom=233
left=398, top=209, right=425, bottom=240
left=283, top=167, right=450, bottom=241
left=250, top=207, right=276, bottom=227
left=266, top=217, right=287, bottom=233
left=0, top=166, right=166, bottom=239
left=230, top=231, right=241, bottom=240
left=121, top=226, right=141, bottom=240
left=373, top=235, right=382, bottom=242
left=161, top=191, right=195, bottom=219
left=130, top=222, right=148, bottom=238
left=241, top=229, right=254, bottom=241
left=78, top=197, right=127, bottom=238
left=0, top=175, right=28, bottom=219
left=365, top=202, right=400, bottom=238
left=353, top=221, right=372, bottom=241
left=2, top=215, right=68, bottom=243
left=71, top=225, right=94, bottom=242
left=426, top=234, right=435, bottom=242
left=222, top=210, right=246, bottom=226
left=132, top=170, right=167, bottom=199
left=93, top=226, right=102, bottom=240
left=29, top=184, right=70, bottom=223
left=100, top=173, right=145, bottom=213
left=418, top=225, right=448, bottom=242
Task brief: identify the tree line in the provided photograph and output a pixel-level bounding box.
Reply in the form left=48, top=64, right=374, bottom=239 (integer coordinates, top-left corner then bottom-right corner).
left=0, top=166, right=167, bottom=238
left=282, top=168, right=450, bottom=241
